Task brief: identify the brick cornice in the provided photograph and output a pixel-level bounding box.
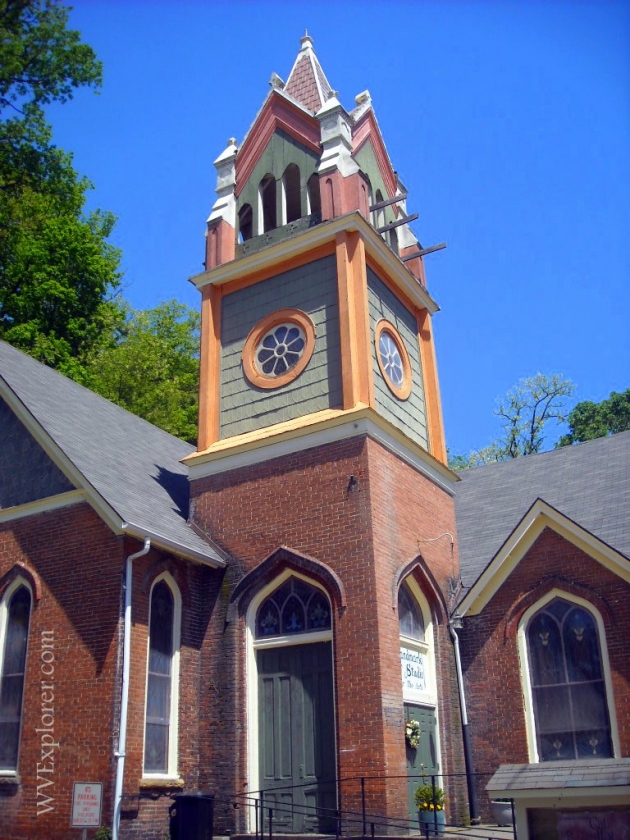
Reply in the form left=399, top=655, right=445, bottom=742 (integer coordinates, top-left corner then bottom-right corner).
left=392, top=555, right=448, bottom=625
left=228, top=545, right=346, bottom=621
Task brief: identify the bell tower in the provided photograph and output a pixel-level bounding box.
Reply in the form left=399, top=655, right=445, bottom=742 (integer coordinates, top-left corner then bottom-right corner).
left=187, top=35, right=463, bottom=834
left=191, top=32, right=447, bottom=468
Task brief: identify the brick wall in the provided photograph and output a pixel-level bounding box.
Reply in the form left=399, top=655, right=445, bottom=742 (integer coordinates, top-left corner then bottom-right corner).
left=0, top=503, right=123, bottom=840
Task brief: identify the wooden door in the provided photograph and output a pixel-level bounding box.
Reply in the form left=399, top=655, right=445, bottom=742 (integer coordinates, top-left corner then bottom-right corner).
left=258, top=642, right=336, bottom=833
left=405, top=703, right=439, bottom=823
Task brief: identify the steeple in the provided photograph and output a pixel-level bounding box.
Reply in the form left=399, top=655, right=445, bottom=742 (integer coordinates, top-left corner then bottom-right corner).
left=284, top=31, right=334, bottom=113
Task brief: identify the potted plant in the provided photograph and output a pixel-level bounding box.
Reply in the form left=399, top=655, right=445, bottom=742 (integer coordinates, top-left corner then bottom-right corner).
left=414, top=782, right=445, bottom=837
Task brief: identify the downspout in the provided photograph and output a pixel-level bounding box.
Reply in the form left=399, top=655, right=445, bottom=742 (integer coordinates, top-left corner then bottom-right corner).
left=449, top=616, right=480, bottom=824
left=113, top=537, right=151, bottom=840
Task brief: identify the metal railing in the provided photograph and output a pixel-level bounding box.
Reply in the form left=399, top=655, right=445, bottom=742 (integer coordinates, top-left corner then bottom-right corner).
left=230, top=772, right=516, bottom=840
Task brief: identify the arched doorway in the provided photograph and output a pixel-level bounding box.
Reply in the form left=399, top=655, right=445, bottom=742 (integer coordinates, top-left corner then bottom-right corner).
left=398, top=578, right=441, bottom=822
left=248, top=572, right=336, bottom=833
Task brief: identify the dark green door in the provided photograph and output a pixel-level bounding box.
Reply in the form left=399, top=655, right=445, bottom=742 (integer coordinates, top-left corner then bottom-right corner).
left=405, top=703, right=439, bottom=823
left=258, top=642, right=336, bottom=833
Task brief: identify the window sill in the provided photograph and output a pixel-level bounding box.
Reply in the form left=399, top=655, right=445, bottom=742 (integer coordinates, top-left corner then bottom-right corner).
left=0, top=774, right=20, bottom=787
left=139, top=777, right=184, bottom=792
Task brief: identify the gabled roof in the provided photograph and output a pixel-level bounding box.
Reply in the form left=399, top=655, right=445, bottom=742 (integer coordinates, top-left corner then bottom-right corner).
left=284, top=33, right=334, bottom=114
left=455, top=431, right=630, bottom=596
left=0, top=341, right=225, bottom=567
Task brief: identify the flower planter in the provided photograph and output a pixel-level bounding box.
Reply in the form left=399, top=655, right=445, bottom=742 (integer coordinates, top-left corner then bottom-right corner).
left=491, top=799, right=513, bottom=826
left=418, top=809, right=445, bottom=836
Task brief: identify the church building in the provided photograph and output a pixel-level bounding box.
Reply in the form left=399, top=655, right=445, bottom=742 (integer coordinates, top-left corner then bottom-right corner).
left=0, top=36, right=628, bottom=840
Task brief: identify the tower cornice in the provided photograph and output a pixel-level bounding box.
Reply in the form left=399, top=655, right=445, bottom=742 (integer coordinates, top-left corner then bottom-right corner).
left=190, top=211, right=439, bottom=315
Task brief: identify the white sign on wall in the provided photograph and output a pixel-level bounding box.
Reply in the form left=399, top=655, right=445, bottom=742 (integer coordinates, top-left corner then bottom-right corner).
left=71, top=782, right=102, bottom=828
left=401, top=645, right=428, bottom=699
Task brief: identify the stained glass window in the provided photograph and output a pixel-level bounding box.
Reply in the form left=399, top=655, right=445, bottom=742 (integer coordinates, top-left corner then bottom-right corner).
left=398, top=583, right=425, bottom=642
left=0, top=585, right=31, bottom=771
left=144, top=581, right=174, bottom=773
left=527, top=598, right=612, bottom=761
left=256, top=578, right=331, bottom=639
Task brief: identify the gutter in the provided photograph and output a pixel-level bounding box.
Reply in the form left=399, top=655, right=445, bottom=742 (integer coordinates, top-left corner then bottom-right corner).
left=113, top=538, right=151, bottom=840
left=449, top=616, right=480, bottom=823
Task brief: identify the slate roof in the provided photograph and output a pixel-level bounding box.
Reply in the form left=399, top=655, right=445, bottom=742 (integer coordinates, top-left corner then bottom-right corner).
left=455, top=431, right=630, bottom=591
left=0, top=341, right=224, bottom=566
left=285, top=35, right=334, bottom=113
left=487, top=758, right=630, bottom=792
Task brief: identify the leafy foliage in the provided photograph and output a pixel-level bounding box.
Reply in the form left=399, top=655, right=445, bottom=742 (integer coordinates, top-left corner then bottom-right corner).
left=414, top=783, right=445, bottom=811
left=0, top=0, right=121, bottom=380
left=450, top=374, right=575, bottom=469
left=556, top=389, right=630, bottom=447
left=86, top=301, right=200, bottom=444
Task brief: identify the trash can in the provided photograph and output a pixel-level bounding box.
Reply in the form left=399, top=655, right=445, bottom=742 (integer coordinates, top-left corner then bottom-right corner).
left=169, top=791, right=214, bottom=840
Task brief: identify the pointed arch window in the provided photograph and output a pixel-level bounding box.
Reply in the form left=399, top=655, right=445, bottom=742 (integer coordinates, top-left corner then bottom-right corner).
left=526, top=597, right=613, bottom=761
left=239, top=203, right=253, bottom=242
left=307, top=173, right=321, bottom=217
left=0, top=582, right=32, bottom=771
left=398, top=582, right=425, bottom=642
left=255, top=577, right=331, bottom=639
left=259, top=174, right=277, bottom=233
left=282, top=164, right=301, bottom=224
left=144, top=576, right=181, bottom=776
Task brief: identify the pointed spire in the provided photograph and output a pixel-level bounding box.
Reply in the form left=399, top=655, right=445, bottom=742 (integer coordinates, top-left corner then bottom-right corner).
left=284, top=32, right=334, bottom=114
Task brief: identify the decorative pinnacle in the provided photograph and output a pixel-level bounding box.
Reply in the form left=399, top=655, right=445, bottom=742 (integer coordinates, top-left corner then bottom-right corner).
left=300, top=30, right=313, bottom=50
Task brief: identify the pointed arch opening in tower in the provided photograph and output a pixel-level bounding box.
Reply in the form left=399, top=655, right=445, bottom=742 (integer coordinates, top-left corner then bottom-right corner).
left=247, top=572, right=336, bottom=833
left=399, top=577, right=441, bottom=823
left=238, top=203, right=253, bottom=242
left=282, top=164, right=302, bottom=224
left=374, top=189, right=386, bottom=230
left=259, top=174, right=277, bottom=234
left=307, top=173, right=321, bottom=218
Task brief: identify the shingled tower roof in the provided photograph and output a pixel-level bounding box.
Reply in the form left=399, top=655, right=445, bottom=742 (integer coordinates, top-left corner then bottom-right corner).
left=284, top=32, right=334, bottom=114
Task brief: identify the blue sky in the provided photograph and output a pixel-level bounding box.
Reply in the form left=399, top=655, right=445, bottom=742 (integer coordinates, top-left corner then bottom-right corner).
left=47, top=0, right=629, bottom=456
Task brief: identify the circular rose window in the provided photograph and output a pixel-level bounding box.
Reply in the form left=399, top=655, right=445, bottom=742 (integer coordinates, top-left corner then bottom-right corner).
left=243, top=309, right=316, bottom=389
left=375, top=319, right=412, bottom=400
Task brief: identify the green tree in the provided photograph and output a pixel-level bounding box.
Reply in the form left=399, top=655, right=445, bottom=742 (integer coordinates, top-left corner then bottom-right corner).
left=556, top=389, right=630, bottom=447
left=87, top=301, right=201, bottom=444
left=450, top=373, right=575, bottom=470
left=0, top=0, right=122, bottom=379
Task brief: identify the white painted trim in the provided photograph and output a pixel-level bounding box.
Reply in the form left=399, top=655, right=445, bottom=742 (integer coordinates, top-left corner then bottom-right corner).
left=516, top=589, right=621, bottom=763
left=458, top=499, right=630, bottom=616
left=142, top=573, right=182, bottom=780
left=188, top=211, right=439, bottom=316
left=0, top=577, right=33, bottom=773
left=0, top=490, right=85, bottom=523
left=187, top=410, right=456, bottom=495
left=245, top=568, right=335, bottom=830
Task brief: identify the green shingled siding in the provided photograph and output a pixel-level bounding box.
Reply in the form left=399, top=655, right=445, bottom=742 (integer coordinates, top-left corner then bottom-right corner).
left=367, top=268, right=428, bottom=449
left=238, top=129, right=320, bottom=235
left=220, top=256, right=341, bottom=437
left=354, top=142, right=396, bottom=227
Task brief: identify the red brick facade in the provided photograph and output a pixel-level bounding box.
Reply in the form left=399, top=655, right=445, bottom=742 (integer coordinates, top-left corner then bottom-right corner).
left=189, top=433, right=466, bottom=830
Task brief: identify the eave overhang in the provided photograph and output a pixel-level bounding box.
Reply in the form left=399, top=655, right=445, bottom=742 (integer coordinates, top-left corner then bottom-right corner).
left=189, top=210, right=439, bottom=315
left=0, top=380, right=226, bottom=569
